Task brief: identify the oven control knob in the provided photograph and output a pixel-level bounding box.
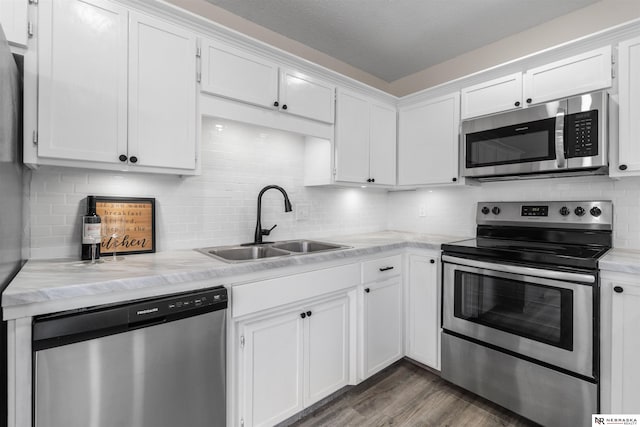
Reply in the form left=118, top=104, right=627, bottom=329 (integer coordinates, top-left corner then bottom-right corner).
left=574, top=206, right=586, bottom=216
left=491, top=206, right=501, bottom=215
left=590, top=207, right=602, bottom=217
left=560, top=206, right=571, bottom=216
left=481, top=206, right=490, bottom=215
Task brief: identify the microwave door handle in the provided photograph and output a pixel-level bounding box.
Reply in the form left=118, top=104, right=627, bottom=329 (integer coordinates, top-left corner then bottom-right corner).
left=555, top=109, right=566, bottom=168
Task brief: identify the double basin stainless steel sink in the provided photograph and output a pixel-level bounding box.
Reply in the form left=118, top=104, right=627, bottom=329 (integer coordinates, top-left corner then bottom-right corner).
left=198, top=239, right=350, bottom=263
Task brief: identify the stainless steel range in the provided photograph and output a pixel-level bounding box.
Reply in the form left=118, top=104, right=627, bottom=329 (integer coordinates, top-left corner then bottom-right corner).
left=441, top=201, right=612, bottom=427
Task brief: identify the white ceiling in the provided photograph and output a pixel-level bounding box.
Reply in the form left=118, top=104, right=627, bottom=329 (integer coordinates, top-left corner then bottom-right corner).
left=204, top=0, right=599, bottom=82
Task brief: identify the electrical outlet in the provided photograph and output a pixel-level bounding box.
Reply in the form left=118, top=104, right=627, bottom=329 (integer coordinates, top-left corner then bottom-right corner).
left=418, top=204, right=426, bottom=217
left=296, top=204, right=310, bottom=221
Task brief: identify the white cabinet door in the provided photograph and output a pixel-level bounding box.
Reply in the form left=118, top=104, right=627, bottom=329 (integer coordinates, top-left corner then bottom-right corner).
left=406, top=254, right=440, bottom=369
left=398, top=92, right=460, bottom=186
left=461, top=72, right=523, bottom=119
left=279, top=69, right=335, bottom=123
left=241, top=311, right=304, bottom=427
left=128, top=13, right=197, bottom=170
left=201, top=39, right=279, bottom=109
left=37, top=0, right=128, bottom=163
left=610, top=282, right=640, bottom=413
left=305, top=296, right=349, bottom=406
left=369, top=102, right=397, bottom=185
left=523, top=46, right=612, bottom=105
left=335, top=90, right=370, bottom=183
left=0, top=0, right=28, bottom=46
left=616, top=36, right=640, bottom=175
left=363, top=277, right=403, bottom=378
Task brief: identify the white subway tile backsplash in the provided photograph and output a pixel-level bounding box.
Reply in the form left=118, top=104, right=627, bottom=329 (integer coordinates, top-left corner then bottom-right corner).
left=29, top=119, right=388, bottom=259
left=387, top=175, right=640, bottom=249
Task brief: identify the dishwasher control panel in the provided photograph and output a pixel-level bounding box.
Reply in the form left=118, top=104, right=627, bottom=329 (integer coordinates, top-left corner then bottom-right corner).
left=129, top=286, right=228, bottom=323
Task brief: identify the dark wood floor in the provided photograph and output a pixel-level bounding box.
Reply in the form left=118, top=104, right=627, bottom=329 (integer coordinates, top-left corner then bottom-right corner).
left=290, top=359, right=539, bottom=427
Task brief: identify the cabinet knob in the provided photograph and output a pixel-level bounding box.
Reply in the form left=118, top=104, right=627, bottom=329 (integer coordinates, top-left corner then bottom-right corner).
left=364, top=288, right=370, bottom=293
left=306, top=310, right=312, bottom=317
left=300, top=312, right=306, bottom=319
left=119, top=154, right=128, bottom=162
left=452, top=177, right=457, bottom=182
left=526, top=98, right=532, bottom=104
left=273, top=101, right=279, bottom=107
left=614, top=286, right=624, bottom=293
left=430, top=259, right=435, bottom=264
left=371, top=178, right=375, bottom=183
left=367, top=178, right=372, bottom=183
left=619, top=164, right=628, bottom=171
left=129, top=156, right=138, bottom=164
left=282, top=104, right=288, bottom=110
left=514, top=101, right=521, bottom=107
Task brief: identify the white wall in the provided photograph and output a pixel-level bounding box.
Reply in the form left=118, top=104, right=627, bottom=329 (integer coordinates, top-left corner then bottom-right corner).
left=387, top=176, right=640, bottom=249
left=28, top=118, right=388, bottom=260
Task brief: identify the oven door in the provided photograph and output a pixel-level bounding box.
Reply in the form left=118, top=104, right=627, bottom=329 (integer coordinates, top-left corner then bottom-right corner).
left=442, top=255, right=595, bottom=378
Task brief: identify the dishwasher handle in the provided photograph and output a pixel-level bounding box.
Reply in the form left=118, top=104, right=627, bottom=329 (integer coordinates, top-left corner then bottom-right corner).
left=33, top=286, right=228, bottom=351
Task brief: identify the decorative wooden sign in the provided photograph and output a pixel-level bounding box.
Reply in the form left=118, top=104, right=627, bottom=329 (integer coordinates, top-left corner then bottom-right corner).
left=94, top=196, right=156, bottom=256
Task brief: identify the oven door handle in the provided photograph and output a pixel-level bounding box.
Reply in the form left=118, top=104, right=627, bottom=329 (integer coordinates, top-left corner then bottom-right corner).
left=441, top=255, right=595, bottom=284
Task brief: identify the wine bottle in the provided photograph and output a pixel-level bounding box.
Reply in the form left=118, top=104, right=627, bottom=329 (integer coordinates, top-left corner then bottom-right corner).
left=81, top=196, right=101, bottom=260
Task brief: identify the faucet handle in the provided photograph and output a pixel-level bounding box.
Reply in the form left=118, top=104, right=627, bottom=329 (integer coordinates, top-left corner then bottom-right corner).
left=262, top=224, right=277, bottom=236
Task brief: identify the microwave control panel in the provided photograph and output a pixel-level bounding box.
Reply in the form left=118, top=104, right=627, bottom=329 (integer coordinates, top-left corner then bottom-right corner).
left=565, top=110, right=598, bottom=158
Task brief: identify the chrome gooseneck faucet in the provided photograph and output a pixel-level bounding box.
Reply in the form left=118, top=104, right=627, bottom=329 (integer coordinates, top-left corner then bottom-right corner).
left=253, top=185, right=293, bottom=244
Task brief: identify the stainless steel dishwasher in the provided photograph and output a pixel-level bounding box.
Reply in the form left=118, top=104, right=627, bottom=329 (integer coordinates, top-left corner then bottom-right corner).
left=33, top=286, right=227, bottom=427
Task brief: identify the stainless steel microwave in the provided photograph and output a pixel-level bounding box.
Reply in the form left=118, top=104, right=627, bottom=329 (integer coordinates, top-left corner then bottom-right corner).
left=461, top=91, right=608, bottom=179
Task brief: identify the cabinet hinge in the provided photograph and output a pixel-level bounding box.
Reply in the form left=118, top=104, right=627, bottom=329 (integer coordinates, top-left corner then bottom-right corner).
left=611, top=48, right=617, bottom=79
left=332, top=168, right=336, bottom=176
left=27, top=22, right=34, bottom=38
left=240, top=335, right=245, bottom=348
left=240, top=418, right=244, bottom=427
left=32, top=130, right=38, bottom=145
left=197, top=72, right=201, bottom=83
left=196, top=47, right=201, bottom=58
left=29, top=0, right=38, bottom=4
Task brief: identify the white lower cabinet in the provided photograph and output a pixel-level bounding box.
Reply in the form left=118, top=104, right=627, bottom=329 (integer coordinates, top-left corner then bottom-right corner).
left=600, top=273, right=640, bottom=413
left=361, top=255, right=403, bottom=379
left=238, top=294, right=350, bottom=427
left=406, top=251, right=440, bottom=369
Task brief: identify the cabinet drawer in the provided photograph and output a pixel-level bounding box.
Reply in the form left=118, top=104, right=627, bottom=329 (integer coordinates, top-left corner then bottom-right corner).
left=362, top=255, right=402, bottom=283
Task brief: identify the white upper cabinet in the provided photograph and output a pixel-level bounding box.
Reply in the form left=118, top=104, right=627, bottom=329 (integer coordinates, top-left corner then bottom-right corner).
left=461, top=46, right=612, bottom=119
left=334, top=89, right=396, bottom=185
left=523, top=46, right=612, bottom=105
left=461, top=73, right=523, bottom=119
left=37, top=0, right=129, bottom=165
left=280, top=69, right=335, bottom=124
left=614, top=36, right=640, bottom=176
left=369, top=102, right=397, bottom=185
left=398, top=92, right=460, bottom=186
left=200, top=39, right=279, bottom=109
left=201, top=39, right=335, bottom=124
left=0, top=0, right=28, bottom=46
left=128, top=13, right=197, bottom=170
left=34, top=0, right=198, bottom=174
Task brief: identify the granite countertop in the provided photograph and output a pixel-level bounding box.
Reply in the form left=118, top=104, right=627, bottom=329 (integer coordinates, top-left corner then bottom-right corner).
left=2, top=231, right=464, bottom=319
left=599, top=248, right=640, bottom=274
